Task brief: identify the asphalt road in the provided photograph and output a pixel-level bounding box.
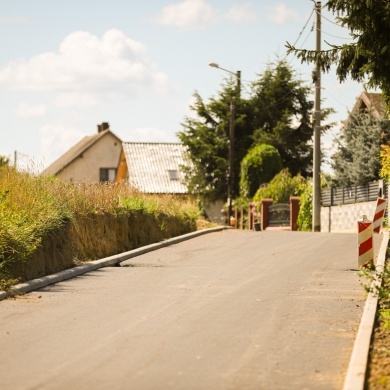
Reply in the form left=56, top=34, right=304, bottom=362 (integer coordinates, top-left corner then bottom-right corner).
left=0, top=230, right=379, bottom=390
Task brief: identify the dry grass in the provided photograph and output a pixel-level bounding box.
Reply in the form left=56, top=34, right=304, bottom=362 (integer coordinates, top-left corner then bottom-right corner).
left=0, top=166, right=200, bottom=289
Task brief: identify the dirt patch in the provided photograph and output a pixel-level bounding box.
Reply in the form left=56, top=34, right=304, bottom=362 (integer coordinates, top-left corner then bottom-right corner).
left=10, top=211, right=197, bottom=283
left=365, top=260, right=390, bottom=389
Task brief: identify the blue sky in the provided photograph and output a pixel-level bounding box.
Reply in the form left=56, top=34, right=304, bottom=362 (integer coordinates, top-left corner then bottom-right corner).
left=0, top=0, right=366, bottom=172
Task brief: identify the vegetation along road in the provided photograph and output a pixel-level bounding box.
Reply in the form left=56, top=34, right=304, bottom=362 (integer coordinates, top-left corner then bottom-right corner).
left=0, top=229, right=378, bottom=390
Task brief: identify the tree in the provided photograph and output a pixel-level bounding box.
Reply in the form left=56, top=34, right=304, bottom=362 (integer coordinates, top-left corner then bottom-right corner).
left=253, top=169, right=308, bottom=204
left=178, top=59, right=323, bottom=203
left=249, top=60, right=316, bottom=177
left=239, top=144, right=282, bottom=199
left=379, top=144, right=390, bottom=181
left=179, top=83, right=251, bottom=202
left=286, top=0, right=390, bottom=107
left=331, top=109, right=390, bottom=185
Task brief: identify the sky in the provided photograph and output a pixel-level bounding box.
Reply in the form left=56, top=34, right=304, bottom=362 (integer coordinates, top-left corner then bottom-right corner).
left=0, top=0, right=367, bottom=173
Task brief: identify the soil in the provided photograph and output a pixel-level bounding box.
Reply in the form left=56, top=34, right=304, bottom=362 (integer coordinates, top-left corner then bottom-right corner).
left=9, top=211, right=197, bottom=283
left=365, top=260, right=390, bottom=389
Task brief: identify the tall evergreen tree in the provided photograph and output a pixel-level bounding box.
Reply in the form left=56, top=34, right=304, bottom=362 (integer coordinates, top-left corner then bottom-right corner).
left=287, top=0, right=390, bottom=108
left=178, top=81, right=251, bottom=202
left=331, top=109, right=390, bottom=185
left=178, top=59, right=330, bottom=202
left=249, top=60, right=314, bottom=177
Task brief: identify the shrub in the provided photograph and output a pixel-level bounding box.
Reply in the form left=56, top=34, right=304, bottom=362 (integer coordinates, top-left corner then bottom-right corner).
left=239, top=144, right=283, bottom=199
left=253, top=169, right=307, bottom=203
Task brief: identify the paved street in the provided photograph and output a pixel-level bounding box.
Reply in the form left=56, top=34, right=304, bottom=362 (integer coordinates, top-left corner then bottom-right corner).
left=0, top=230, right=380, bottom=390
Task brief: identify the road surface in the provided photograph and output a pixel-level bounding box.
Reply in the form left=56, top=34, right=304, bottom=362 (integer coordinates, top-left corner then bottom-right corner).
left=0, top=230, right=377, bottom=389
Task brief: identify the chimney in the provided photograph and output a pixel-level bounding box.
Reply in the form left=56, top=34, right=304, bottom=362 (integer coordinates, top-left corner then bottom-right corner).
left=97, top=122, right=109, bottom=133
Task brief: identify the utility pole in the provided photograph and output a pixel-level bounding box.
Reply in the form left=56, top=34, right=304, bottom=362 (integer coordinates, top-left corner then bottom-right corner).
left=227, top=70, right=241, bottom=224
left=313, top=1, right=321, bottom=232
left=209, top=63, right=241, bottom=226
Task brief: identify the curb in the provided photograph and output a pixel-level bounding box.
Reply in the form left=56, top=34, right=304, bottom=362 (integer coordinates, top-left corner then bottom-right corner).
left=343, top=230, right=389, bottom=390
left=0, top=226, right=229, bottom=302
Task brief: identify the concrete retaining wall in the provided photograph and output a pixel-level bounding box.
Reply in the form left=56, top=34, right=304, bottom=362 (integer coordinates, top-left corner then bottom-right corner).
left=321, top=201, right=379, bottom=233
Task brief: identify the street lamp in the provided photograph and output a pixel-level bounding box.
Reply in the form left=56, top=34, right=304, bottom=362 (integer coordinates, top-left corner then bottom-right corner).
left=209, top=62, right=241, bottom=225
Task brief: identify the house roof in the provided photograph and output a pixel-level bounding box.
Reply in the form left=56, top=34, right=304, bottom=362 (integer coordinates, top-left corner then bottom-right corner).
left=352, top=91, right=386, bottom=119
left=42, top=129, right=121, bottom=176
left=122, top=142, right=189, bottom=194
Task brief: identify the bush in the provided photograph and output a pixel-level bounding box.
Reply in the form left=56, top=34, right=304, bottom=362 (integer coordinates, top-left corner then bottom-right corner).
left=239, top=144, right=283, bottom=198
left=296, top=181, right=312, bottom=231
left=253, top=169, right=307, bottom=203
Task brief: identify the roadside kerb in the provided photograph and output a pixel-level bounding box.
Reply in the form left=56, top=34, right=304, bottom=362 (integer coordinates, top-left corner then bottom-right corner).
left=0, top=226, right=229, bottom=302
left=343, top=230, right=389, bottom=390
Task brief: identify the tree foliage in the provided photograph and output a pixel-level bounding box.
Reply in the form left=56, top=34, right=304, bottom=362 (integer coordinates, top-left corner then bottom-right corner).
left=0, top=156, right=9, bottom=167
left=331, top=109, right=390, bottom=185
left=286, top=0, right=390, bottom=107
left=239, top=144, right=282, bottom=199
left=379, top=144, right=390, bottom=182
left=249, top=61, right=315, bottom=177
left=178, top=59, right=326, bottom=202
left=253, top=169, right=308, bottom=204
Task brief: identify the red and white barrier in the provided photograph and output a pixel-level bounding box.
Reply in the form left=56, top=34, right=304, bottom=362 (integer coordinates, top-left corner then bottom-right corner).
left=358, top=215, right=373, bottom=268
left=373, top=197, right=387, bottom=233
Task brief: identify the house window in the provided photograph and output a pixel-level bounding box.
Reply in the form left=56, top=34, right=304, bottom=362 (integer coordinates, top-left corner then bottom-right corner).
left=168, top=170, right=179, bottom=180
left=100, top=168, right=117, bottom=182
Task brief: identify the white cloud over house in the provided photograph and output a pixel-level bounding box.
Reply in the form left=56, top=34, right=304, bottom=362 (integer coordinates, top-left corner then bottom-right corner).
left=39, top=124, right=86, bottom=166
left=151, top=0, right=217, bottom=30
left=267, top=3, right=299, bottom=24
left=16, top=103, right=47, bottom=118
left=0, top=29, right=170, bottom=108
left=130, top=127, right=178, bottom=142
left=226, top=3, right=256, bottom=23
left=0, top=17, right=29, bottom=25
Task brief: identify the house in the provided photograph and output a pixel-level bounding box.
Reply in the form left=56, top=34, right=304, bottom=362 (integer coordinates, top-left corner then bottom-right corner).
left=351, top=91, right=386, bottom=119
left=41, top=122, right=122, bottom=182
left=115, top=142, right=189, bottom=194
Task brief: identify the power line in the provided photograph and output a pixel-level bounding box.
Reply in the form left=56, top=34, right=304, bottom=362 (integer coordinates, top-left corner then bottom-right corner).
left=321, top=29, right=352, bottom=40
left=285, top=7, right=315, bottom=60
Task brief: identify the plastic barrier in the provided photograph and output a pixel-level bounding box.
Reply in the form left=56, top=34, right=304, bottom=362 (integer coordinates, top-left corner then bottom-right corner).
left=358, top=215, right=373, bottom=268
left=373, top=197, right=387, bottom=233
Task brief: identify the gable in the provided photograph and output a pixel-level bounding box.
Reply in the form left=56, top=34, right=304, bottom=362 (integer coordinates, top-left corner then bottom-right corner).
left=42, top=129, right=122, bottom=177
left=351, top=91, right=386, bottom=119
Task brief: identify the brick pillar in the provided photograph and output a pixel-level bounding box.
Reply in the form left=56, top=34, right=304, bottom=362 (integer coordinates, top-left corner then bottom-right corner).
left=261, top=199, right=273, bottom=230
left=290, top=196, right=300, bottom=231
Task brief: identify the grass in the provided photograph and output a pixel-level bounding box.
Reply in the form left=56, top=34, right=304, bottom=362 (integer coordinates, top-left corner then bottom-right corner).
left=363, top=247, right=390, bottom=389
left=0, top=166, right=201, bottom=290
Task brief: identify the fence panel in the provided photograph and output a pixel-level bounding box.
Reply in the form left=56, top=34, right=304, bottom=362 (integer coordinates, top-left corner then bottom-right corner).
left=322, top=181, right=385, bottom=206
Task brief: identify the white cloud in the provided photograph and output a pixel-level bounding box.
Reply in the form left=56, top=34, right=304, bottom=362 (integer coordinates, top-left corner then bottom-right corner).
left=0, top=29, right=170, bottom=107
left=130, top=127, right=178, bottom=142
left=39, top=124, right=86, bottom=166
left=151, top=0, right=217, bottom=30
left=226, top=3, right=256, bottom=23
left=267, top=4, right=299, bottom=24
left=16, top=103, right=47, bottom=118
left=0, top=17, right=29, bottom=25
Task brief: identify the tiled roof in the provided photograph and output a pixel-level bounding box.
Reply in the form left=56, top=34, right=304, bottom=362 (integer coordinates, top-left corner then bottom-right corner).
left=42, top=130, right=121, bottom=176
left=122, top=142, right=189, bottom=194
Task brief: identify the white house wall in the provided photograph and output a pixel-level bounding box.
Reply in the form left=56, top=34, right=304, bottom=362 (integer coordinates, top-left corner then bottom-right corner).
left=57, top=133, right=121, bottom=182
